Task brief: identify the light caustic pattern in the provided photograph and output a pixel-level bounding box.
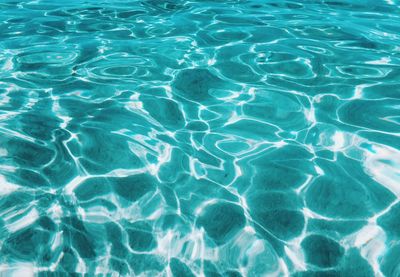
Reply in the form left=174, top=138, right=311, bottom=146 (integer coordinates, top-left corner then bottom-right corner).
left=0, top=0, right=400, bottom=276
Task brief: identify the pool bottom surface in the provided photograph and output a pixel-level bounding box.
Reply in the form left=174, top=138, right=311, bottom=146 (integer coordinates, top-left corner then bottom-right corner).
left=1, top=0, right=400, bottom=276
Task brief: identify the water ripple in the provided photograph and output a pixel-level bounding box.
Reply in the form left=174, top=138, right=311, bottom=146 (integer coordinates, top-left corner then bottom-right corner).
left=0, top=0, right=400, bottom=276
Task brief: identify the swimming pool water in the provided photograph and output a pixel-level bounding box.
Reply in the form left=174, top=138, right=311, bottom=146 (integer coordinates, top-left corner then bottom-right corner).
left=1, top=0, right=400, bottom=276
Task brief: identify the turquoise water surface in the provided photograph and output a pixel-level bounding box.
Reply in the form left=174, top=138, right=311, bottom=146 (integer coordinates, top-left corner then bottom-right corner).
left=1, top=0, right=400, bottom=276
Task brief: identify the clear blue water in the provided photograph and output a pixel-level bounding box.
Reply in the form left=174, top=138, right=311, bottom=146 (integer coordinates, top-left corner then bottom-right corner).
left=0, top=0, right=400, bottom=276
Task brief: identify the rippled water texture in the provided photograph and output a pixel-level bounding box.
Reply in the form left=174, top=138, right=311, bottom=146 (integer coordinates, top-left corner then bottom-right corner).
left=1, top=0, right=400, bottom=276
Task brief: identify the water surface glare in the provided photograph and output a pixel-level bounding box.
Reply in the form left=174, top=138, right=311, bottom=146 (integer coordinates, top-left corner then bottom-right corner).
left=1, top=0, right=400, bottom=276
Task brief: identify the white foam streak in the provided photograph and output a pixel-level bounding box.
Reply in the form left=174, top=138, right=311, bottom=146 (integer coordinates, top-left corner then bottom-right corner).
left=7, top=208, right=39, bottom=233
left=0, top=175, right=20, bottom=196
left=344, top=224, right=386, bottom=277
left=363, top=143, right=400, bottom=197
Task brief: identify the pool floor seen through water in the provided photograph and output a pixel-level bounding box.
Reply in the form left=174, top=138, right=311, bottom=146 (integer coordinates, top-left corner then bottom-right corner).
left=0, top=0, right=400, bottom=276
